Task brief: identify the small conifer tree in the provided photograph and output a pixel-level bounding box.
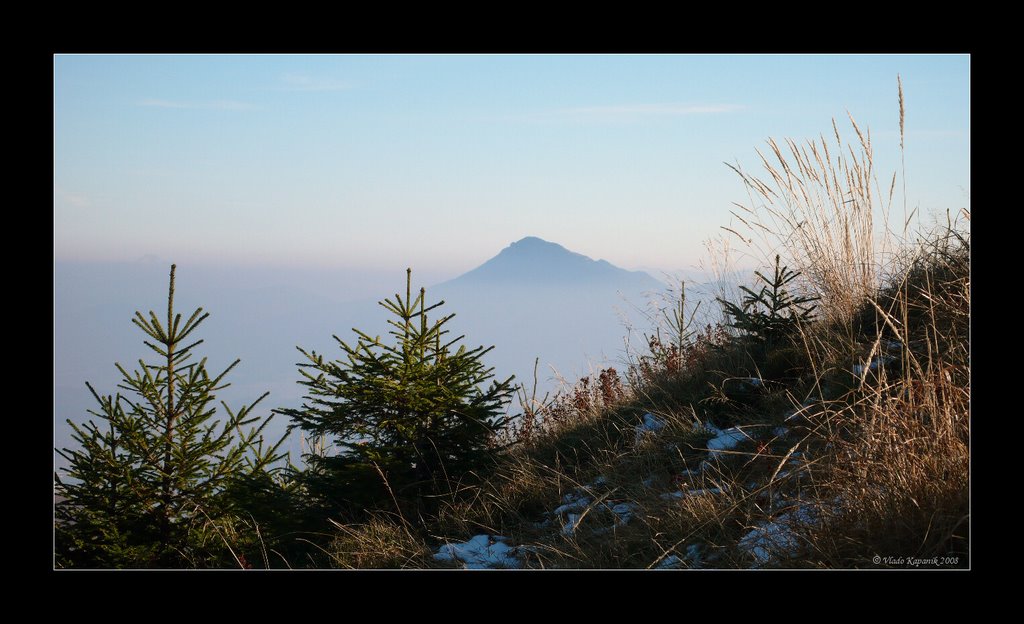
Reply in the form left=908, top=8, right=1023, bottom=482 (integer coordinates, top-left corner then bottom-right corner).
left=55, top=265, right=285, bottom=568
left=280, top=269, right=515, bottom=516
left=717, top=255, right=819, bottom=349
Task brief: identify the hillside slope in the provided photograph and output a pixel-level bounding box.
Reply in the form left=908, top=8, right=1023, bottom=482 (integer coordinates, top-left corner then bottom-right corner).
left=323, top=221, right=969, bottom=569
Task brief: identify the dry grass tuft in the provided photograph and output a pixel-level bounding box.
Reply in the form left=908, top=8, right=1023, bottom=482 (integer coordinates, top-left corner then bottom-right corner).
left=325, top=514, right=435, bottom=569
left=723, top=108, right=905, bottom=325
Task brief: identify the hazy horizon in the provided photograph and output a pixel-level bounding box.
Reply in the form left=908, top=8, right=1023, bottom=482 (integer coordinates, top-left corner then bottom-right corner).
left=55, top=54, right=970, bottom=275
left=54, top=236, right=720, bottom=469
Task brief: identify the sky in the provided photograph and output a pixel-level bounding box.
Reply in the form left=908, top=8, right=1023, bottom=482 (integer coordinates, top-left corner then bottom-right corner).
left=53, top=54, right=970, bottom=276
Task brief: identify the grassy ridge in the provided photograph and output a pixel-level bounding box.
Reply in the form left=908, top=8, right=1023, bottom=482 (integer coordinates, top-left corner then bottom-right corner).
left=318, top=93, right=970, bottom=569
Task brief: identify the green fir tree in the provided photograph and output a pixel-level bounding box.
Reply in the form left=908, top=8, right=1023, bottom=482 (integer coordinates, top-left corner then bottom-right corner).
left=279, top=269, right=515, bottom=519
left=717, top=255, right=819, bottom=349
left=55, top=265, right=285, bottom=568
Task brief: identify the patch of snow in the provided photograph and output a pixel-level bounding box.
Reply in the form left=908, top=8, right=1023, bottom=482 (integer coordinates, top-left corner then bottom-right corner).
left=661, top=487, right=723, bottom=500
left=686, top=487, right=724, bottom=496
left=725, top=377, right=764, bottom=394
left=674, top=468, right=703, bottom=482
left=644, top=413, right=665, bottom=430
left=433, top=534, right=521, bottom=569
left=553, top=496, right=591, bottom=516
left=642, top=476, right=658, bottom=488
left=737, top=503, right=820, bottom=567
left=557, top=493, right=589, bottom=514
left=707, top=427, right=751, bottom=457
left=635, top=413, right=666, bottom=441
left=590, top=475, right=608, bottom=487
left=611, top=502, right=636, bottom=525
left=772, top=426, right=788, bottom=438
left=656, top=554, right=684, bottom=569
left=685, top=543, right=703, bottom=568
left=562, top=513, right=582, bottom=537
left=738, top=522, right=799, bottom=566
left=787, top=502, right=820, bottom=525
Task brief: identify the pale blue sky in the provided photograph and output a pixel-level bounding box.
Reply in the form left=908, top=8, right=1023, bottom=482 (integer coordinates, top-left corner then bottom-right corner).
left=53, top=54, right=970, bottom=274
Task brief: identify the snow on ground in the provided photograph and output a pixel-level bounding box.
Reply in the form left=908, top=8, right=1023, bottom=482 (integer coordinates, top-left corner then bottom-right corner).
left=553, top=495, right=591, bottom=516
left=686, top=544, right=703, bottom=566
left=660, top=487, right=725, bottom=500
left=656, top=554, right=683, bottom=569
left=432, top=399, right=837, bottom=569
left=433, top=535, right=522, bottom=569
left=562, top=513, right=582, bottom=536
left=737, top=503, right=820, bottom=567
left=687, top=487, right=725, bottom=496
left=655, top=543, right=705, bottom=569
left=853, top=355, right=896, bottom=376
left=549, top=472, right=648, bottom=538
left=611, top=502, right=636, bottom=525
left=635, top=412, right=666, bottom=442
left=707, top=427, right=752, bottom=457
left=773, top=452, right=805, bottom=480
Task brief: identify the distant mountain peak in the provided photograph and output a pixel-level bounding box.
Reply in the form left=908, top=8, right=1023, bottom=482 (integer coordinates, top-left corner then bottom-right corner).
left=509, top=235, right=558, bottom=247
left=497, top=236, right=584, bottom=261
left=443, top=237, right=663, bottom=290
left=512, top=235, right=546, bottom=244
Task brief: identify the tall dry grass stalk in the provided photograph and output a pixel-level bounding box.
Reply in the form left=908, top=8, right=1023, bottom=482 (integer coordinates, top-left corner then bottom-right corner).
left=722, top=78, right=913, bottom=324
left=790, top=217, right=970, bottom=566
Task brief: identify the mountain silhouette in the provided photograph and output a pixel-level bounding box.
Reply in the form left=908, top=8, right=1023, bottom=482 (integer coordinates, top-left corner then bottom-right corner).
left=447, top=236, right=664, bottom=290
left=429, top=237, right=668, bottom=394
